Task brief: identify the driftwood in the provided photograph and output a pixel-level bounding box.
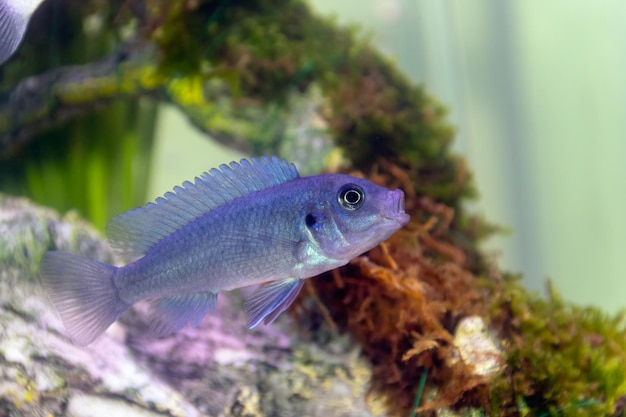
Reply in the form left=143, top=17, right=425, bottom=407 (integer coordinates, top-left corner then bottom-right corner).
left=0, top=42, right=262, bottom=159
left=0, top=194, right=382, bottom=417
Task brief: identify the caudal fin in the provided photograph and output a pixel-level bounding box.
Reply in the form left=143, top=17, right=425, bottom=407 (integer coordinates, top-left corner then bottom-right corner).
left=40, top=251, right=129, bottom=346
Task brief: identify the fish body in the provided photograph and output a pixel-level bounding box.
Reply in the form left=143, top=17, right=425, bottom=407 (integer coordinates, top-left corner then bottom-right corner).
left=41, top=157, right=409, bottom=346
left=0, top=0, right=46, bottom=64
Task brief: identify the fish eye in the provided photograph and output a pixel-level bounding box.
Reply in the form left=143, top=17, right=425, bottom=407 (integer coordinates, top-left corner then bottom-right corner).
left=338, top=184, right=365, bottom=211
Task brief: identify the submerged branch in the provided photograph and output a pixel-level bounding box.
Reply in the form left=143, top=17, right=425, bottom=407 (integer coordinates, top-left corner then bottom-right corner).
left=0, top=44, right=161, bottom=157
left=0, top=42, right=257, bottom=158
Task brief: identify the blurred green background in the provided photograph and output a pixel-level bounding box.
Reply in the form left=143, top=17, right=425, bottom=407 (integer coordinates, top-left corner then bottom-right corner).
left=151, top=0, right=626, bottom=313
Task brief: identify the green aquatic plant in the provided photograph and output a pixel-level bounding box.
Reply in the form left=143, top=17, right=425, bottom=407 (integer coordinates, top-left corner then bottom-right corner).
left=1, top=99, right=157, bottom=231
left=490, top=278, right=626, bottom=416
left=0, top=0, right=157, bottom=231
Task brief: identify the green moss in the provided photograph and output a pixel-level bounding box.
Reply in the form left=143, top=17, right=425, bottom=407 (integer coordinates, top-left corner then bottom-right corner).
left=490, top=277, right=626, bottom=416
left=151, top=0, right=472, bottom=202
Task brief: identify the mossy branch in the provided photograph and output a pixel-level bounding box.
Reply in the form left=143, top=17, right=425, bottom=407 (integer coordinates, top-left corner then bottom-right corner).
left=0, top=43, right=267, bottom=158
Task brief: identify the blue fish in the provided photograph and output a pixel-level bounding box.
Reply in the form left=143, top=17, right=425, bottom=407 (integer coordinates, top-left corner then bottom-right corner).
left=41, top=157, right=409, bottom=345
left=0, top=0, right=47, bottom=64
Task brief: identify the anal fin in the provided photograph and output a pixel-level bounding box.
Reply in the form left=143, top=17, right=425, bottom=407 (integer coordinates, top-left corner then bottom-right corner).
left=149, top=292, right=217, bottom=337
left=244, top=278, right=304, bottom=329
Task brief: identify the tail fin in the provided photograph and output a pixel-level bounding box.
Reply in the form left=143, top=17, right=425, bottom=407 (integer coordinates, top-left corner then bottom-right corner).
left=40, top=251, right=129, bottom=346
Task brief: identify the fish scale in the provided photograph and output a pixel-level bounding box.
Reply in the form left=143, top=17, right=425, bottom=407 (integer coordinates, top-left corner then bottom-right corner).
left=41, top=157, right=409, bottom=345
left=120, top=199, right=298, bottom=299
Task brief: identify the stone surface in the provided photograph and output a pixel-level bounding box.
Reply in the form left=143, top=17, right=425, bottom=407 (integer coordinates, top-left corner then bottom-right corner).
left=451, top=316, right=505, bottom=378
left=0, top=194, right=382, bottom=417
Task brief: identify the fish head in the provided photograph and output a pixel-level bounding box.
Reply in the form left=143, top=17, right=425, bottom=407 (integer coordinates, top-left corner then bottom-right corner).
left=303, top=174, right=410, bottom=261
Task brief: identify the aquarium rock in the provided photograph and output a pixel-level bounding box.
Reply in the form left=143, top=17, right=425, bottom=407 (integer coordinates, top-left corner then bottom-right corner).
left=451, top=316, right=505, bottom=378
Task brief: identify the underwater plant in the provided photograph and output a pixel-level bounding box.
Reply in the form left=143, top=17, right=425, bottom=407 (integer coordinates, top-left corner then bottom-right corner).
left=0, top=0, right=157, bottom=230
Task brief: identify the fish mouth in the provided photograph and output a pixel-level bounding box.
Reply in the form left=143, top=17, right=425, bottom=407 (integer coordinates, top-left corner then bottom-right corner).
left=385, top=189, right=410, bottom=225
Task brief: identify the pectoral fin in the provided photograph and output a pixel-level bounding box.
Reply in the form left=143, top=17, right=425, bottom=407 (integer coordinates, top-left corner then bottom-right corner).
left=244, top=278, right=304, bottom=328
left=149, top=292, right=218, bottom=337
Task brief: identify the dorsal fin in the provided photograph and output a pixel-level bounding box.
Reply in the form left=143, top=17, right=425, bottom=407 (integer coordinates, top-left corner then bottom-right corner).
left=106, top=156, right=299, bottom=262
